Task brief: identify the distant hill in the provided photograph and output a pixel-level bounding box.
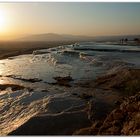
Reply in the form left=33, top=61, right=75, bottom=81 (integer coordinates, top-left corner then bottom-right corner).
left=18, top=33, right=94, bottom=42
left=18, top=33, right=140, bottom=42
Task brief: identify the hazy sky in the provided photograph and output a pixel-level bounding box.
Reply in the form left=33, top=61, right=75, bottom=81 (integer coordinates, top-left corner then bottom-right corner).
left=0, top=2, right=140, bottom=39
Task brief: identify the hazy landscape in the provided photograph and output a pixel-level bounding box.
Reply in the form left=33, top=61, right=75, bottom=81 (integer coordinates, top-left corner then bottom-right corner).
left=0, top=2, right=140, bottom=136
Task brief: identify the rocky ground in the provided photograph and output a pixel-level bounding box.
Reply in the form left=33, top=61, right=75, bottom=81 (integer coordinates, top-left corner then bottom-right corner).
left=74, top=68, right=140, bottom=135
left=8, top=68, right=140, bottom=135
left=73, top=93, right=140, bottom=135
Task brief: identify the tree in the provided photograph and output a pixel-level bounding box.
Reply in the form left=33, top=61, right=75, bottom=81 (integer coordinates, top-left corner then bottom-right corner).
left=134, top=38, right=139, bottom=42
left=124, top=38, right=128, bottom=42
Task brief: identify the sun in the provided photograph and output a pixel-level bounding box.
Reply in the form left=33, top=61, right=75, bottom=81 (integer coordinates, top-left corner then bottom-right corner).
left=0, top=9, right=8, bottom=33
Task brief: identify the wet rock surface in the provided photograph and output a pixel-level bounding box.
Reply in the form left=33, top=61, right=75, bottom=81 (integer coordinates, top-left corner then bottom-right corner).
left=0, top=84, right=25, bottom=91
left=9, top=111, right=91, bottom=135
left=53, top=76, right=73, bottom=87
left=6, top=75, right=42, bottom=83
left=6, top=68, right=140, bottom=135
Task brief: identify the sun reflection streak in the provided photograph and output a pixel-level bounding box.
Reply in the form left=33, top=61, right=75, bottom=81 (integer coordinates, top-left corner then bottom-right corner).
left=0, top=61, right=6, bottom=75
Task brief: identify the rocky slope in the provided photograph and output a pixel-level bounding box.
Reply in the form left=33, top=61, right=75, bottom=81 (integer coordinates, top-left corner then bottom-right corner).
left=74, top=93, right=140, bottom=135
left=73, top=68, right=140, bottom=135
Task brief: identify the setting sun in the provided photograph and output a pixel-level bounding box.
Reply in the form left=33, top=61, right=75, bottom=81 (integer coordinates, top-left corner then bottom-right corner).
left=0, top=9, right=6, bottom=31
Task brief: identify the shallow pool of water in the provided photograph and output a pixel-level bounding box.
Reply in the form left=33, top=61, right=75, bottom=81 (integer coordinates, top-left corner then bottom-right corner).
left=0, top=42, right=140, bottom=135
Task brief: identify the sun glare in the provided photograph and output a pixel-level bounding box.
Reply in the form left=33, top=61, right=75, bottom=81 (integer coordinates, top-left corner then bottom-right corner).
left=0, top=9, right=8, bottom=33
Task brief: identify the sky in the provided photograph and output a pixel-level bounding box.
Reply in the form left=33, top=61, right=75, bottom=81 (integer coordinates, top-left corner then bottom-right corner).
left=0, top=2, right=140, bottom=40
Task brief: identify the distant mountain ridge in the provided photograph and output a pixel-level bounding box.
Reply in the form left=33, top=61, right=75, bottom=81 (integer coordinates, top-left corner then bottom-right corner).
left=19, top=33, right=94, bottom=42
left=18, top=33, right=140, bottom=42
